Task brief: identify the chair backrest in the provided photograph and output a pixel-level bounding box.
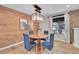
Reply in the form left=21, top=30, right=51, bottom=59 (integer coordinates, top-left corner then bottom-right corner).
left=49, top=33, right=54, bottom=48
left=23, top=33, right=29, bottom=49
left=29, top=30, right=33, bottom=34
left=44, top=30, right=48, bottom=34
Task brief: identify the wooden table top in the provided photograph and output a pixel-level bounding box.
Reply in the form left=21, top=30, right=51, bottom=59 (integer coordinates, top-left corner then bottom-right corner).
left=30, top=34, right=48, bottom=39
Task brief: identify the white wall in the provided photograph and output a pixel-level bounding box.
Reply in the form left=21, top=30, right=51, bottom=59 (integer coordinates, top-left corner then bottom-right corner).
left=49, top=13, right=70, bottom=43
left=39, top=14, right=70, bottom=43
left=40, top=17, right=50, bottom=33
left=64, top=13, right=70, bottom=43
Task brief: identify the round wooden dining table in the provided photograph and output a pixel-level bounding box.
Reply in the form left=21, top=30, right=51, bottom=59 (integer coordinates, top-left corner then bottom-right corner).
left=30, top=34, right=48, bottom=54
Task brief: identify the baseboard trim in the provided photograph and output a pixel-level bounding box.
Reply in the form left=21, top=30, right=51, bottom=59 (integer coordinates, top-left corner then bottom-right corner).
left=0, top=41, right=24, bottom=51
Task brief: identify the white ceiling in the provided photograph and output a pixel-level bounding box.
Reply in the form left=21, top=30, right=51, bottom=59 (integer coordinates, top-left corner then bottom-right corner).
left=2, top=4, right=79, bottom=16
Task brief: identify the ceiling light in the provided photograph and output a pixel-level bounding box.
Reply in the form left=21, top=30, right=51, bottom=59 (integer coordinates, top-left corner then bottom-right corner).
left=32, top=5, right=44, bottom=21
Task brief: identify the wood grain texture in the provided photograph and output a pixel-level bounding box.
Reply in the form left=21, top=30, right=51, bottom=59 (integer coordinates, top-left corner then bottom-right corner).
left=0, top=40, right=79, bottom=54
left=0, top=5, right=31, bottom=48
left=69, top=9, right=79, bottom=44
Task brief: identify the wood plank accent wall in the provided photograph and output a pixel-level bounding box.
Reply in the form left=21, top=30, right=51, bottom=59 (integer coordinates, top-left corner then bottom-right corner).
left=0, top=5, right=31, bottom=48
left=69, top=9, right=79, bottom=44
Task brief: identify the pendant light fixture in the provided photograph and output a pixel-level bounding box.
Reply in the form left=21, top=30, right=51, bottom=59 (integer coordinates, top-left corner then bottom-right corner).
left=32, top=4, right=43, bottom=21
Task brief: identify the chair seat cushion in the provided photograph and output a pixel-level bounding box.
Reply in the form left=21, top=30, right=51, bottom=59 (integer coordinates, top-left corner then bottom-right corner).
left=29, top=43, right=36, bottom=51
left=42, top=42, right=50, bottom=46
left=30, top=42, right=36, bottom=44
left=42, top=42, right=52, bottom=50
left=25, top=42, right=36, bottom=51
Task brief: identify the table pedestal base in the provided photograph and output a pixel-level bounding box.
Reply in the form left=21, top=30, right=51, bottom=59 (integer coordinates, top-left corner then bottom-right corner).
left=36, top=40, right=42, bottom=54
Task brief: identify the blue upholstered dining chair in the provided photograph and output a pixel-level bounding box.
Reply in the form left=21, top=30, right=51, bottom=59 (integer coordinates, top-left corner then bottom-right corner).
left=29, top=30, right=37, bottom=42
left=23, top=33, right=36, bottom=51
left=41, top=30, right=49, bottom=41
left=42, top=33, right=54, bottom=50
